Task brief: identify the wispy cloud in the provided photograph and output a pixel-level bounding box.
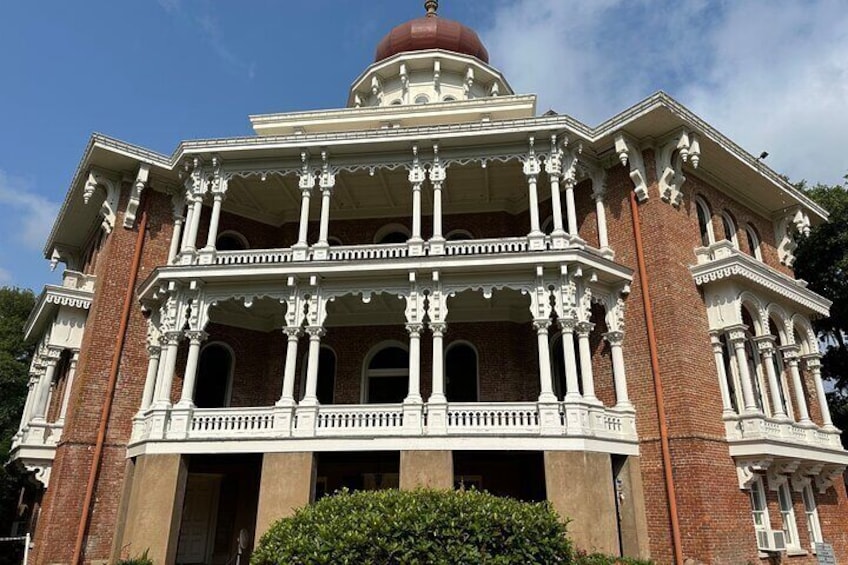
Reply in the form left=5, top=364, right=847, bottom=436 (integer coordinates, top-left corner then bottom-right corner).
left=0, top=267, right=11, bottom=286
left=481, top=0, right=848, bottom=185
left=156, top=0, right=256, bottom=79
left=0, top=170, right=60, bottom=251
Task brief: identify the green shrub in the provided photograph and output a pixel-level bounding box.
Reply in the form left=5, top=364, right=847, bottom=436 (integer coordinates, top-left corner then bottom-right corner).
left=573, top=550, right=654, bottom=565
left=252, top=488, right=573, bottom=564
left=116, top=549, right=152, bottom=565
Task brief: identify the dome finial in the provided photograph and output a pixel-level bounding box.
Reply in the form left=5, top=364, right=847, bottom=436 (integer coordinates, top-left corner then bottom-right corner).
left=424, top=0, right=438, bottom=17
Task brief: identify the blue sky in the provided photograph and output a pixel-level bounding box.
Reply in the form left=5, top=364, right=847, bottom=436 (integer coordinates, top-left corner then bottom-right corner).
left=2, top=0, right=847, bottom=291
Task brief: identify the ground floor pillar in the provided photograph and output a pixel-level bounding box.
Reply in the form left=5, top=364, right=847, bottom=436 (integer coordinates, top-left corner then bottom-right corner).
left=399, top=450, right=453, bottom=490
left=544, top=451, right=618, bottom=554
left=254, top=452, right=315, bottom=540
left=614, top=455, right=651, bottom=560
left=119, top=453, right=189, bottom=564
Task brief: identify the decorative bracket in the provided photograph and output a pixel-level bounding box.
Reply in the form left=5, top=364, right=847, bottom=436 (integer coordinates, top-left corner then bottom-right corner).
left=614, top=133, right=648, bottom=202
left=775, top=207, right=811, bottom=267
left=656, top=130, right=700, bottom=207
left=84, top=168, right=121, bottom=233
left=123, top=163, right=149, bottom=229
left=736, top=458, right=773, bottom=490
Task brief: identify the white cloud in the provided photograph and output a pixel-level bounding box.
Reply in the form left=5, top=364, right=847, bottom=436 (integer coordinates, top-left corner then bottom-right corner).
left=0, top=267, right=11, bottom=286
left=481, top=0, right=848, bottom=185
left=0, top=170, right=60, bottom=251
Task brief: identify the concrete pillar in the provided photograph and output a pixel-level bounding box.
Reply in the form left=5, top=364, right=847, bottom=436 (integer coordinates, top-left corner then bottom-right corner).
left=614, top=456, right=651, bottom=560
left=544, top=451, right=618, bottom=554
left=255, top=452, right=315, bottom=540
left=120, top=454, right=189, bottom=565
left=399, top=451, right=453, bottom=490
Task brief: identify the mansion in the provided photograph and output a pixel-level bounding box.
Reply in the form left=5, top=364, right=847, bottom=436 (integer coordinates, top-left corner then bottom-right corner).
left=9, top=2, right=848, bottom=564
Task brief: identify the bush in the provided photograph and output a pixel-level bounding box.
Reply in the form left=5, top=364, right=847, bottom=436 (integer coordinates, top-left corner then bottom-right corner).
left=573, top=550, right=654, bottom=565
left=252, top=488, right=573, bottom=564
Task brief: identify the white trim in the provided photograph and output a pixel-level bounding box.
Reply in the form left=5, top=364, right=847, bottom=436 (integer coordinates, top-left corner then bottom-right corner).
left=695, top=196, right=715, bottom=247
left=720, top=210, right=739, bottom=249
left=361, top=341, right=409, bottom=403
left=801, top=483, right=823, bottom=551
left=777, top=481, right=801, bottom=550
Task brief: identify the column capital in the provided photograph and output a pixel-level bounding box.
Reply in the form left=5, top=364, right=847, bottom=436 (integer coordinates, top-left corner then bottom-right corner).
left=405, top=323, right=424, bottom=336
left=603, top=330, right=624, bottom=346
left=753, top=334, right=777, bottom=355
left=430, top=322, right=447, bottom=335
left=558, top=317, right=577, bottom=332
left=147, top=343, right=163, bottom=357
left=163, top=330, right=184, bottom=345
left=575, top=321, right=594, bottom=336
left=283, top=326, right=303, bottom=339
left=185, top=330, right=209, bottom=345
left=533, top=318, right=551, bottom=333
left=801, top=353, right=822, bottom=371
left=44, top=346, right=64, bottom=364
left=305, top=326, right=326, bottom=339
left=780, top=344, right=801, bottom=362
left=724, top=324, right=749, bottom=344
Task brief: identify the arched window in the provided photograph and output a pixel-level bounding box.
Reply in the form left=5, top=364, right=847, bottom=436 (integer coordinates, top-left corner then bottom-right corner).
left=390, top=99, right=402, bottom=106
left=414, top=94, right=429, bottom=105
left=195, top=344, right=233, bottom=408
left=363, top=344, right=409, bottom=403
left=541, top=216, right=554, bottom=236
left=81, top=226, right=108, bottom=274
left=216, top=231, right=248, bottom=251
left=445, top=342, right=478, bottom=402
left=721, top=211, right=738, bottom=248
left=374, top=224, right=410, bottom=244
left=695, top=197, right=714, bottom=247
left=768, top=318, right=792, bottom=418
left=328, top=236, right=344, bottom=246
left=745, top=225, right=762, bottom=260
left=446, top=229, right=474, bottom=241
left=443, top=95, right=457, bottom=102
left=300, top=346, right=336, bottom=404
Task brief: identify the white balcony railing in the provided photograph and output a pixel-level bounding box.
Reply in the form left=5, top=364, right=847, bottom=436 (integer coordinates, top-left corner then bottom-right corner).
left=129, top=401, right=638, bottom=448
left=444, top=237, right=529, bottom=256
left=725, top=413, right=843, bottom=452
left=215, top=248, right=294, bottom=265
left=326, top=243, right=409, bottom=262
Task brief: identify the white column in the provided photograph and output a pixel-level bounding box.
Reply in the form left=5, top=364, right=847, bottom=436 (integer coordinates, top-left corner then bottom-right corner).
left=564, top=179, right=578, bottom=236
left=757, top=337, right=788, bottom=420
left=429, top=323, right=447, bottom=403
left=296, top=188, right=312, bottom=247
left=534, top=320, right=557, bottom=402
left=604, top=331, right=631, bottom=408
left=727, top=328, right=759, bottom=413
left=410, top=182, right=422, bottom=242
left=57, top=350, right=79, bottom=421
left=32, top=353, right=61, bottom=421
left=560, top=319, right=581, bottom=401
left=203, top=192, right=225, bottom=250
left=168, top=216, right=185, bottom=264
left=317, top=187, right=332, bottom=246
left=710, top=332, right=735, bottom=415
left=154, top=332, right=182, bottom=407
left=300, top=327, right=325, bottom=406
left=804, top=354, right=834, bottom=429
left=139, top=344, right=161, bottom=412
left=17, top=376, right=38, bottom=433
left=429, top=149, right=446, bottom=247
left=180, top=198, right=195, bottom=252
left=184, top=196, right=204, bottom=252
left=782, top=346, right=812, bottom=425
left=576, top=322, right=597, bottom=403
left=277, top=328, right=302, bottom=406
left=405, top=324, right=423, bottom=404
left=547, top=169, right=565, bottom=236
left=432, top=182, right=444, bottom=241
left=527, top=173, right=542, bottom=236
left=595, top=195, right=610, bottom=250
left=176, top=331, right=208, bottom=408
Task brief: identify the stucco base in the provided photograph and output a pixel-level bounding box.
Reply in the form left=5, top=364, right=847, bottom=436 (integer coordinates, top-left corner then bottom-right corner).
left=545, top=450, right=618, bottom=554
left=615, top=455, right=651, bottom=559
left=254, top=452, right=315, bottom=540
left=119, top=453, right=188, bottom=565
left=399, top=450, right=453, bottom=490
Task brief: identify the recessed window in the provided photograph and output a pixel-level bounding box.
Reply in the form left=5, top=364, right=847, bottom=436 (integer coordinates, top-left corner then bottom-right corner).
left=721, top=211, right=738, bottom=248
left=745, top=225, right=762, bottom=260
left=446, top=229, right=473, bottom=241
left=443, top=95, right=457, bottom=102
left=196, top=344, right=233, bottom=408
left=778, top=482, right=800, bottom=550
left=802, top=484, right=823, bottom=550
left=695, top=197, right=714, bottom=247
left=445, top=342, right=478, bottom=402
left=390, top=99, right=402, bottom=105
left=414, top=94, right=430, bottom=105
left=374, top=224, right=411, bottom=244
left=300, top=346, right=336, bottom=404
left=364, top=345, right=409, bottom=404
left=749, top=476, right=770, bottom=539
left=216, top=231, right=248, bottom=251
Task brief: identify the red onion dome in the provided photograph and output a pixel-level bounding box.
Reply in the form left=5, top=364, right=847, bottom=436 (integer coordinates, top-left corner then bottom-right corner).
left=374, top=1, right=489, bottom=64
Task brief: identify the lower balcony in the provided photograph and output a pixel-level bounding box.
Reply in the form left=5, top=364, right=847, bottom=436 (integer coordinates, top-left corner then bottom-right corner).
left=726, top=413, right=845, bottom=459
left=127, top=401, right=638, bottom=457
left=8, top=420, right=63, bottom=487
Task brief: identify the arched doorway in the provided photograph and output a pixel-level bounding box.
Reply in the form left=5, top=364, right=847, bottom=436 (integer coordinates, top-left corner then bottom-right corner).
left=445, top=342, right=478, bottom=402
left=195, top=344, right=233, bottom=408
left=363, top=344, right=409, bottom=403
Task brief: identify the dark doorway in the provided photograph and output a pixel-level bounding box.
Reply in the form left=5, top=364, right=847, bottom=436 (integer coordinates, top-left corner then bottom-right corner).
left=453, top=451, right=545, bottom=501
left=366, top=346, right=408, bottom=404
left=446, top=343, right=478, bottom=402
left=196, top=344, right=232, bottom=408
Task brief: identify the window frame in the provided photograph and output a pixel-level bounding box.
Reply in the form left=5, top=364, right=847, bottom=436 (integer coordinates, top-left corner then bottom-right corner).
left=777, top=482, right=801, bottom=550
left=802, top=484, right=823, bottom=551
left=745, top=224, right=763, bottom=260
left=695, top=197, right=715, bottom=247
left=361, top=342, right=410, bottom=404
left=721, top=210, right=739, bottom=248
left=750, top=476, right=770, bottom=537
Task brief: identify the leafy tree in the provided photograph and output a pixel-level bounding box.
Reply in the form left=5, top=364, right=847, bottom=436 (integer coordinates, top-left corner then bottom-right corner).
left=793, top=176, right=848, bottom=445
left=0, top=286, right=36, bottom=560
